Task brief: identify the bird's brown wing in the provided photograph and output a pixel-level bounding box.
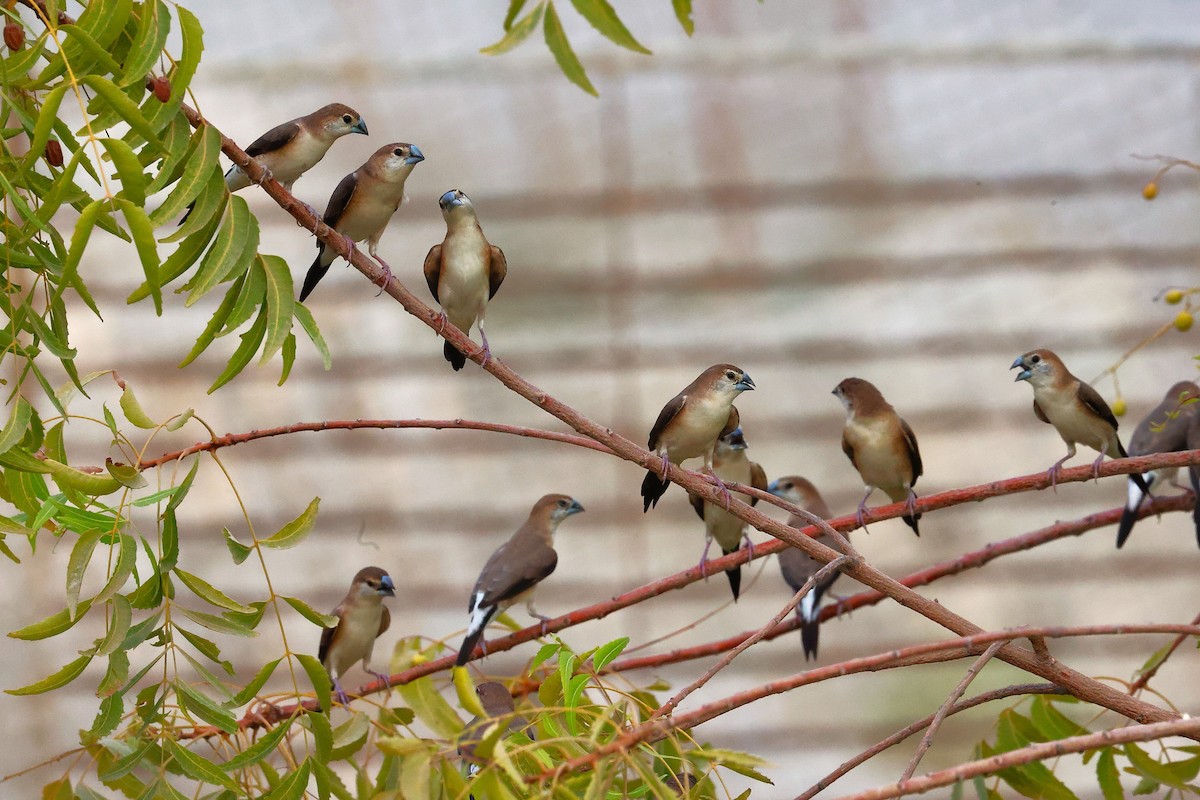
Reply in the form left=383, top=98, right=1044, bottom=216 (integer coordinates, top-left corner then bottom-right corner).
left=841, top=431, right=858, bottom=470
left=245, top=120, right=300, bottom=158
left=488, top=245, right=507, bottom=299
left=720, top=406, right=741, bottom=438
left=317, top=602, right=345, bottom=664
left=749, top=461, right=768, bottom=507
left=1077, top=381, right=1120, bottom=432
left=648, top=394, right=686, bottom=450
left=899, top=418, right=923, bottom=482
left=423, top=244, right=442, bottom=301
left=688, top=491, right=706, bottom=521
left=477, top=534, right=558, bottom=609
left=378, top=606, right=391, bottom=637
left=1032, top=399, right=1050, bottom=425
left=322, top=171, right=358, bottom=226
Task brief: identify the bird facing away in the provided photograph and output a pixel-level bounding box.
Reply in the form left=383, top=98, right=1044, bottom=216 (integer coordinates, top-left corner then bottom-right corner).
left=642, top=365, right=756, bottom=512
left=456, top=494, right=585, bottom=667
left=688, top=426, right=768, bottom=601
left=1187, top=411, right=1200, bottom=548
left=318, top=566, right=395, bottom=706
left=298, top=142, right=425, bottom=301
left=423, top=189, right=508, bottom=370
left=1116, top=381, right=1200, bottom=548
left=179, top=103, right=367, bottom=224
left=457, top=681, right=533, bottom=776
left=833, top=377, right=923, bottom=535
left=1011, top=349, right=1148, bottom=494
left=769, top=476, right=846, bottom=660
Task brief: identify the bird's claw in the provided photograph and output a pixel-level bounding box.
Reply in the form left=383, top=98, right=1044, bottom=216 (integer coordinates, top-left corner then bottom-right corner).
left=373, top=257, right=394, bottom=296
left=433, top=311, right=448, bottom=336
left=477, top=329, right=492, bottom=367
left=332, top=678, right=350, bottom=707
left=742, top=532, right=755, bottom=562
left=254, top=165, right=273, bottom=186
left=1091, top=454, right=1105, bottom=483
left=367, top=670, right=391, bottom=690
left=706, top=472, right=732, bottom=509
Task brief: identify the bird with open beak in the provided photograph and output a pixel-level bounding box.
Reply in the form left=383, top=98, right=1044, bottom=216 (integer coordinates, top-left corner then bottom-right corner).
left=318, top=566, right=395, bottom=706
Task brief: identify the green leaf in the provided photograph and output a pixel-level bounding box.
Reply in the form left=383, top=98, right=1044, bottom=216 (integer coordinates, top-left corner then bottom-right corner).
left=671, top=0, right=694, bottom=35
left=106, top=459, right=147, bottom=489
left=1125, top=743, right=1189, bottom=790
left=259, top=254, right=294, bottom=362
left=591, top=636, right=629, bottom=672
left=503, top=0, right=529, bottom=29
left=1096, top=748, right=1124, bottom=800
left=148, top=123, right=222, bottom=226
left=61, top=19, right=125, bottom=75
left=186, top=195, right=257, bottom=306
left=219, top=254, right=265, bottom=336
left=297, top=653, right=332, bottom=713
left=97, top=649, right=129, bottom=697
left=221, top=716, right=292, bottom=771
left=42, top=458, right=122, bottom=497
left=94, top=530, right=138, bottom=607
left=0, top=398, right=34, bottom=457
left=164, top=739, right=240, bottom=790
left=87, top=693, right=124, bottom=741
left=307, top=708, right=334, bottom=761
left=95, top=595, right=132, bottom=656
left=119, top=384, right=158, bottom=429
left=278, top=332, right=297, bottom=385
left=544, top=2, right=598, bottom=96
left=5, top=653, right=92, bottom=695
left=293, top=302, right=331, bottom=370
left=261, top=497, right=320, bottom=550
left=100, top=138, right=147, bottom=205
left=82, top=75, right=164, bottom=151
left=400, top=749, right=433, bottom=800
left=175, top=682, right=238, bottom=734
left=66, top=530, right=105, bottom=619
left=206, top=304, right=266, bottom=393
left=23, top=84, right=70, bottom=174
left=178, top=273, right=244, bottom=368
left=174, top=606, right=258, bottom=638
left=61, top=199, right=109, bottom=312
left=260, top=758, right=311, bottom=800
left=330, top=711, right=371, bottom=760
left=282, top=595, right=338, bottom=628
left=119, top=0, right=171, bottom=87
left=7, top=597, right=94, bottom=640
left=399, top=676, right=463, bottom=739
left=116, top=199, right=162, bottom=314
left=170, top=7, right=204, bottom=104
left=568, top=0, right=650, bottom=53
left=482, top=2, right=545, bottom=54
left=1030, top=697, right=1089, bottom=741
left=159, top=167, right=226, bottom=245
left=230, top=658, right=281, bottom=708
left=174, top=568, right=254, bottom=613
left=222, top=527, right=252, bottom=565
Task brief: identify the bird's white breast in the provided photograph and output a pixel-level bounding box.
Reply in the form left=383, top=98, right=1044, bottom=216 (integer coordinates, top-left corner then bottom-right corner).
left=704, top=454, right=753, bottom=549
left=328, top=603, right=382, bottom=677
left=845, top=416, right=911, bottom=492
left=439, top=229, right=490, bottom=325
left=1032, top=384, right=1112, bottom=452
left=664, top=394, right=731, bottom=461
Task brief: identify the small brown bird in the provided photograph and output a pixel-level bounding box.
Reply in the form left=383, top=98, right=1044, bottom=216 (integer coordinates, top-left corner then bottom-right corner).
left=769, top=476, right=846, bottom=660
left=318, top=566, right=395, bottom=705
left=833, top=377, right=923, bottom=535
left=456, top=494, right=585, bottom=666
left=457, top=682, right=532, bottom=776
left=1187, top=412, right=1200, bottom=548
left=1116, top=381, right=1200, bottom=548
left=424, top=189, right=507, bottom=370
left=180, top=103, right=367, bottom=223
left=642, top=365, right=756, bottom=512
left=299, top=142, right=424, bottom=301
left=1011, top=349, right=1148, bottom=494
left=688, top=427, right=768, bottom=600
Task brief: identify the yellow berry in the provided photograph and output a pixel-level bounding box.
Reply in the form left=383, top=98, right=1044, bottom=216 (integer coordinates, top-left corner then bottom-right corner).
left=410, top=652, right=428, bottom=665
left=1112, top=399, right=1127, bottom=417
left=1143, top=182, right=1159, bottom=200
left=1165, top=289, right=1184, bottom=305
left=1174, top=311, right=1193, bottom=332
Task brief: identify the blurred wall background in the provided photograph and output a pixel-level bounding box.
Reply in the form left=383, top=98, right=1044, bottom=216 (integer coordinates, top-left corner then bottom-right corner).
left=3, top=1, right=1200, bottom=796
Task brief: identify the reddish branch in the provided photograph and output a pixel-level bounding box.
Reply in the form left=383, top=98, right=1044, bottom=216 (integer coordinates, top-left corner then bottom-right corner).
left=533, top=624, right=1200, bottom=783
left=796, top=683, right=1063, bottom=800
left=832, top=717, right=1200, bottom=800
left=1128, top=608, right=1200, bottom=694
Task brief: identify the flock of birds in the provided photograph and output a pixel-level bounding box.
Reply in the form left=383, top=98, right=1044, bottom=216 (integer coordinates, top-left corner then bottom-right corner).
left=204, top=102, right=1200, bottom=769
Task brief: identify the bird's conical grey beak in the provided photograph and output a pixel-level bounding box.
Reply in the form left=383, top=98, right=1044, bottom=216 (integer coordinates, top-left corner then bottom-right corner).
left=567, top=499, right=585, bottom=516
left=406, top=145, right=425, bottom=165
left=353, top=119, right=368, bottom=136
left=725, top=427, right=748, bottom=450
left=766, top=479, right=781, bottom=497
left=379, top=576, right=395, bottom=597
left=735, top=373, right=755, bottom=391
left=1011, top=357, right=1032, bottom=382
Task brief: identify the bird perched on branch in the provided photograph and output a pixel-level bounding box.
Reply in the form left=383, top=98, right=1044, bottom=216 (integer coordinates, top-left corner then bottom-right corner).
left=457, top=682, right=532, bottom=776
left=834, top=377, right=923, bottom=535
left=688, top=427, right=767, bottom=600
left=423, top=189, right=507, bottom=370
left=180, top=103, right=367, bottom=224
left=769, top=476, right=846, bottom=660
left=456, top=494, right=585, bottom=666
left=1187, top=412, right=1200, bottom=549
left=299, top=142, right=424, bottom=301
left=641, top=365, right=756, bottom=512
left=318, top=566, right=395, bottom=706
left=1011, top=349, right=1148, bottom=494
left=1117, top=380, right=1200, bottom=548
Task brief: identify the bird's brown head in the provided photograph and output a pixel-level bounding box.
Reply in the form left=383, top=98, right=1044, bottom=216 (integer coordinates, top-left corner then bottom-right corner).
left=316, top=103, right=368, bottom=137
left=715, top=426, right=749, bottom=455
left=768, top=475, right=821, bottom=508
left=368, top=142, right=425, bottom=178
left=700, top=364, right=756, bottom=399
left=475, top=681, right=517, bottom=716
left=532, top=493, right=586, bottom=526
left=1010, top=349, right=1064, bottom=387
left=832, top=377, right=889, bottom=417
left=350, top=566, right=395, bottom=598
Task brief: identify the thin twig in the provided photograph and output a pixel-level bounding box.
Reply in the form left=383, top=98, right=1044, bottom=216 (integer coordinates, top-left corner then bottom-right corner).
left=830, top=718, right=1200, bottom=800
left=795, top=683, right=1062, bottom=800
left=652, top=556, right=853, bottom=720
left=1129, top=609, right=1200, bottom=694
left=899, top=641, right=1004, bottom=781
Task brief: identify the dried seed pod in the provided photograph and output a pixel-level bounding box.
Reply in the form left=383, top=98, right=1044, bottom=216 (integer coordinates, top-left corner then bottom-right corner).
left=3, top=22, right=24, bottom=51
left=151, top=76, right=171, bottom=102
left=44, top=140, right=63, bottom=167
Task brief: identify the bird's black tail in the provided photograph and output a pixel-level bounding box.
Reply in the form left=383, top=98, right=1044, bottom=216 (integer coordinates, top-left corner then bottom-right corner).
left=456, top=606, right=499, bottom=667
left=721, top=546, right=741, bottom=601
left=1115, top=440, right=1151, bottom=494
left=641, top=470, right=669, bottom=512
left=1191, top=466, right=1200, bottom=549
left=902, top=513, right=921, bottom=536
left=1116, top=473, right=1153, bottom=549
left=299, top=249, right=328, bottom=302
left=800, top=618, right=820, bottom=660
left=444, top=341, right=467, bottom=371
left=178, top=200, right=195, bottom=226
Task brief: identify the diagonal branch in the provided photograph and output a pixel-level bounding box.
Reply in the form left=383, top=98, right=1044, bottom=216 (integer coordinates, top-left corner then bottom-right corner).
left=1128, top=608, right=1200, bottom=694
left=830, top=718, right=1200, bottom=800
left=899, top=641, right=1004, bottom=781
left=795, top=683, right=1064, bottom=800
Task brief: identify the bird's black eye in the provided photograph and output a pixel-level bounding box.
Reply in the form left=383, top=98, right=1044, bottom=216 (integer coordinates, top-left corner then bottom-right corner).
left=557, top=499, right=569, bottom=508
left=1030, top=355, right=1041, bottom=364
left=342, top=114, right=352, bottom=124
left=393, top=148, right=404, bottom=157
left=725, top=371, right=736, bottom=380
